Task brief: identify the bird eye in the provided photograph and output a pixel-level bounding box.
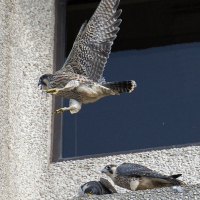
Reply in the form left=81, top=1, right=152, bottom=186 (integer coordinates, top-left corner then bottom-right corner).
left=106, top=166, right=110, bottom=170
left=89, top=189, right=93, bottom=194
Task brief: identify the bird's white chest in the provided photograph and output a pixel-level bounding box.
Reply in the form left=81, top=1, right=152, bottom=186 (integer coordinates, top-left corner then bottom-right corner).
left=76, top=83, right=111, bottom=103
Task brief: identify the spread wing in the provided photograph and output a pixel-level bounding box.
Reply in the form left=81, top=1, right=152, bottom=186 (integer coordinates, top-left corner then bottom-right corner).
left=116, top=163, right=170, bottom=179
left=58, top=0, right=122, bottom=82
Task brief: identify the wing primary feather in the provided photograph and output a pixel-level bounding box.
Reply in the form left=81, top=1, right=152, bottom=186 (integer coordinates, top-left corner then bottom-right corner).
left=112, top=9, right=122, bottom=20
left=60, top=0, right=122, bottom=82
left=112, top=19, right=122, bottom=28
left=110, top=27, right=120, bottom=35
left=114, top=0, right=120, bottom=11
left=78, top=20, right=87, bottom=34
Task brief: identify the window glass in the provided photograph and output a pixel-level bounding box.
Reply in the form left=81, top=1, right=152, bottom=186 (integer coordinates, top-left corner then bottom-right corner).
left=62, top=0, right=200, bottom=158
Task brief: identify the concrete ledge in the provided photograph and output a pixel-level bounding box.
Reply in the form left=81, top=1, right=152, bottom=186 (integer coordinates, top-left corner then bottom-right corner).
left=73, top=184, right=200, bottom=200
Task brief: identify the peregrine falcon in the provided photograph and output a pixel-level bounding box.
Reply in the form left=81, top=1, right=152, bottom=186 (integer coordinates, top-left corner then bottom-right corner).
left=38, top=0, right=137, bottom=114
left=102, top=163, right=186, bottom=191
left=78, top=178, right=117, bottom=197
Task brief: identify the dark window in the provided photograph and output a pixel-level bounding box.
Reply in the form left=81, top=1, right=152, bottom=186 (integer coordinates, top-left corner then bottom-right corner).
left=52, top=0, right=200, bottom=161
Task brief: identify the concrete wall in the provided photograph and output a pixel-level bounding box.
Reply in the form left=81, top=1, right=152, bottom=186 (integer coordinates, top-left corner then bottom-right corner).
left=0, top=0, right=54, bottom=199
left=49, top=146, right=200, bottom=199
left=74, top=184, right=200, bottom=200
left=0, top=0, right=199, bottom=200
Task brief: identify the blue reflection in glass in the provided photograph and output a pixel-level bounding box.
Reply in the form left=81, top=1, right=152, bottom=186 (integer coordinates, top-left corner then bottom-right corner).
left=62, top=42, right=200, bottom=158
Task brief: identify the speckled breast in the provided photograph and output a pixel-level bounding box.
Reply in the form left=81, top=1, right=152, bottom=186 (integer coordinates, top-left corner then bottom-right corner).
left=55, top=88, right=82, bottom=102
left=113, top=175, right=132, bottom=190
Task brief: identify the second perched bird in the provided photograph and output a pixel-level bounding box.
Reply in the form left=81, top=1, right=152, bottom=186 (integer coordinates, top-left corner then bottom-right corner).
left=38, top=0, right=136, bottom=114
left=78, top=178, right=117, bottom=197
left=102, top=163, right=186, bottom=191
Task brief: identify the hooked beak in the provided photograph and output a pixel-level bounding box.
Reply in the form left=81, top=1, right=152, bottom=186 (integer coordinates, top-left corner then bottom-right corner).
left=101, top=169, right=106, bottom=174
left=38, top=80, right=41, bottom=86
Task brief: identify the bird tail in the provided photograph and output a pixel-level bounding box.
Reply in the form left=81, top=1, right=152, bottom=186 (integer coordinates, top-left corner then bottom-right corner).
left=152, top=174, right=186, bottom=187
left=169, top=174, right=186, bottom=185
left=169, top=178, right=186, bottom=186
left=103, top=80, right=137, bottom=94
left=159, top=174, right=186, bottom=186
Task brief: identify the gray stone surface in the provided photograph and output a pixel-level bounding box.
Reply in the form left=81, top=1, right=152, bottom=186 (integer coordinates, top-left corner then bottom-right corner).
left=0, top=1, right=200, bottom=200
left=72, top=184, right=200, bottom=200
left=50, top=146, right=200, bottom=199
left=0, top=0, right=54, bottom=199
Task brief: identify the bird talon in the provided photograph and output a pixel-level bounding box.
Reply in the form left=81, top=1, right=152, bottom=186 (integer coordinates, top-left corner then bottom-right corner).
left=44, top=88, right=59, bottom=94
left=53, top=108, right=66, bottom=114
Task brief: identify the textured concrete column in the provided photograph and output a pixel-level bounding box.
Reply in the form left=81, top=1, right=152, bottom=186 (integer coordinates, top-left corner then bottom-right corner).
left=0, top=3, right=10, bottom=199
left=0, top=0, right=55, bottom=199
left=0, top=1, right=200, bottom=200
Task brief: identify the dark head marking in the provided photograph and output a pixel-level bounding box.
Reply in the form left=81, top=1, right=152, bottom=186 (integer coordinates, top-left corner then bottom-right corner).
left=38, top=74, right=52, bottom=87
left=103, top=164, right=117, bottom=174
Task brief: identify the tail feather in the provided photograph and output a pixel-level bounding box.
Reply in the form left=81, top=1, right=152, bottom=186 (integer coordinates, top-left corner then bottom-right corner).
left=170, top=174, right=182, bottom=179
left=160, top=174, right=186, bottom=186
left=103, top=80, right=137, bottom=94
left=170, top=174, right=186, bottom=185
left=153, top=176, right=186, bottom=188
left=169, top=178, right=186, bottom=186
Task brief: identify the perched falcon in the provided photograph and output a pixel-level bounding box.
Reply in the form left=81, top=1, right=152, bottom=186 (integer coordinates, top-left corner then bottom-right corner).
left=38, top=0, right=136, bottom=114
left=102, top=163, right=186, bottom=191
left=78, top=178, right=117, bottom=197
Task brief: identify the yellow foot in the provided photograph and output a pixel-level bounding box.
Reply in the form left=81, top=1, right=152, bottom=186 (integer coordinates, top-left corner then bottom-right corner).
left=44, top=88, right=59, bottom=95
left=53, top=107, right=71, bottom=114
left=53, top=108, right=67, bottom=114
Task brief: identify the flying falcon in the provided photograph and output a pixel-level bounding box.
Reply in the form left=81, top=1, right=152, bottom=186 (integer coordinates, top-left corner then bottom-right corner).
left=102, top=163, right=186, bottom=191
left=38, top=0, right=136, bottom=114
left=78, top=178, right=117, bottom=197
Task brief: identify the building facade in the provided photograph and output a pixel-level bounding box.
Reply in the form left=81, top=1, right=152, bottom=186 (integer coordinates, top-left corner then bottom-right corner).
left=0, top=0, right=200, bottom=199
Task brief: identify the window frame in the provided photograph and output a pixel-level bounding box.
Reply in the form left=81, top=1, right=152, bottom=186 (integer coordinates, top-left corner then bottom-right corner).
left=51, top=0, right=67, bottom=162
left=51, top=0, right=200, bottom=162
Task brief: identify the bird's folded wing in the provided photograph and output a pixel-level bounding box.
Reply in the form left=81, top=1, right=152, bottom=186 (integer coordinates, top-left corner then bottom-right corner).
left=117, top=163, right=153, bottom=176
left=117, top=163, right=179, bottom=181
